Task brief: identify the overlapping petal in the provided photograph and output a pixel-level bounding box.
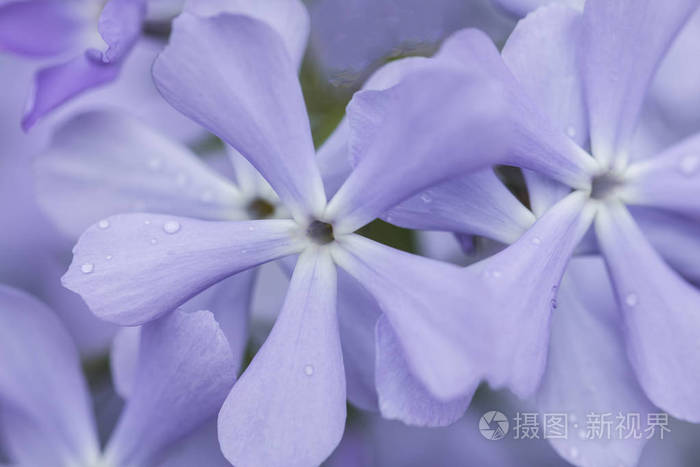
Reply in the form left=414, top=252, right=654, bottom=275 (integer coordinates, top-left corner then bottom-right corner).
left=580, top=0, right=700, bottom=167
left=596, top=201, right=700, bottom=422
left=218, top=248, right=345, bottom=467
left=375, top=315, right=472, bottom=427
left=0, top=285, right=99, bottom=467
left=63, top=214, right=304, bottom=325
left=95, top=0, right=146, bottom=63
left=35, top=111, right=243, bottom=237
left=153, top=13, right=326, bottom=220
left=501, top=4, right=586, bottom=215
left=383, top=169, right=535, bottom=244
left=536, top=257, right=653, bottom=467
left=105, top=309, right=236, bottom=466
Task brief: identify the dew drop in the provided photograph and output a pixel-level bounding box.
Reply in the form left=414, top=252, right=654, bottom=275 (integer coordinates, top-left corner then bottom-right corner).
left=531, top=236, right=541, bottom=245
left=679, top=155, right=699, bottom=176
left=81, top=263, right=94, bottom=274
left=98, top=219, right=110, bottom=229
left=105, top=255, right=113, bottom=261
left=163, top=221, right=181, bottom=234
left=304, top=365, right=314, bottom=376
left=625, top=293, right=638, bottom=307
left=420, top=192, right=432, bottom=203
left=491, top=270, right=502, bottom=278
left=551, top=298, right=558, bottom=310
left=150, top=238, right=158, bottom=245
left=570, top=446, right=580, bottom=459
left=566, top=126, right=577, bottom=139
left=144, top=220, right=151, bottom=225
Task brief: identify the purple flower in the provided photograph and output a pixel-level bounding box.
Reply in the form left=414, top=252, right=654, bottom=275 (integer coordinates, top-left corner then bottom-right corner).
left=0, top=284, right=235, bottom=466
left=58, top=9, right=531, bottom=465
left=357, top=1, right=700, bottom=463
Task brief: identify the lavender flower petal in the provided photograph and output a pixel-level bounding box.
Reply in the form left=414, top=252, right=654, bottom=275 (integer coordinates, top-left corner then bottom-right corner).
left=536, top=257, right=654, bottom=467
left=622, top=132, right=700, bottom=218
left=580, top=0, right=700, bottom=167
left=35, top=111, right=243, bottom=237
left=630, top=206, right=700, bottom=284
left=501, top=4, right=586, bottom=215
left=156, top=419, right=230, bottom=467
left=153, top=13, right=326, bottom=220
left=491, top=0, right=583, bottom=18
left=383, top=169, right=536, bottom=244
left=22, top=54, right=120, bottom=130
left=110, top=325, right=141, bottom=399
left=104, top=309, right=236, bottom=466
left=0, top=285, right=99, bottom=466
left=436, top=28, right=597, bottom=188
left=0, top=0, right=86, bottom=57
left=184, top=0, right=310, bottom=69
left=218, top=248, right=346, bottom=467
left=596, top=202, right=700, bottom=422
left=62, top=214, right=304, bottom=325
left=326, top=65, right=512, bottom=234
left=96, top=0, right=146, bottom=64
left=375, top=315, right=473, bottom=427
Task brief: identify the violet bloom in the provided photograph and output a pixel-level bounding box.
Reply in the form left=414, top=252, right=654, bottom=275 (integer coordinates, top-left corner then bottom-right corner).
left=358, top=0, right=700, bottom=459
left=57, top=8, right=548, bottom=464
left=0, top=284, right=235, bottom=466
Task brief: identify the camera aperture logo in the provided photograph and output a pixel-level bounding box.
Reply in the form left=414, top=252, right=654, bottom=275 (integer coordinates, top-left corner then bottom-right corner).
left=479, top=411, right=509, bottom=440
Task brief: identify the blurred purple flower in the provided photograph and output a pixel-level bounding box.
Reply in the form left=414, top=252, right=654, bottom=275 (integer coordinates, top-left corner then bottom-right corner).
left=0, top=284, right=235, bottom=466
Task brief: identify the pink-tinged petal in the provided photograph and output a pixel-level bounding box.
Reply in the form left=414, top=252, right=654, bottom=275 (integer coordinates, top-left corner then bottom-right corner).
left=581, top=0, right=700, bottom=167
left=630, top=206, right=700, bottom=284
left=111, top=326, right=141, bottom=399
left=0, top=0, right=87, bottom=57
left=334, top=192, right=594, bottom=400
left=436, top=28, right=597, bottom=188
left=501, top=4, right=586, bottom=215
left=62, top=214, right=304, bottom=325
left=218, top=248, right=345, bottom=467
left=492, top=0, right=583, bottom=18
left=326, top=64, right=513, bottom=234
left=35, top=111, right=243, bottom=238
left=375, top=316, right=473, bottom=427
left=153, top=13, right=326, bottom=220
left=621, top=132, right=700, bottom=218
left=595, top=201, right=700, bottom=422
left=185, top=0, right=310, bottom=69
left=337, top=269, right=380, bottom=411
left=384, top=169, right=535, bottom=244
left=22, top=54, right=120, bottom=131
left=536, top=257, right=654, bottom=467
left=105, top=309, right=236, bottom=466
left=0, top=285, right=99, bottom=466
left=95, top=0, right=146, bottom=63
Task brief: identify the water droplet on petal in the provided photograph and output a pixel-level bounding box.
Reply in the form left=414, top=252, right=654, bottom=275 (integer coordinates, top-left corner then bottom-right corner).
left=105, top=255, right=113, bottom=260
left=625, top=293, right=638, bottom=307
left=98, top=219, right=110, bottom=229
left=81, top=263, right=94, bottom=274
left=163, top=221, right=181, bottom=234
left=570, top=446, right=580, bottom=459
left=566, top=125, right=577, bottom=139
left=144, top=220, right=151, bottom=225
left=420, top=192, right=432, bottom=203
left=150, top=238, right=158, bottom=245
left=531, top=237, right=541, bottom=245
left=679, top=155, right=699, bottom=176
left=304, top=365, right=314, bottom=376
left=491, top=270, right=502, bottom=278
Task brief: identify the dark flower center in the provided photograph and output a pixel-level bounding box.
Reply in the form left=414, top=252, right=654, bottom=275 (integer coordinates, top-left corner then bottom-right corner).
left=246, top=198, right=276, bottom=219
left=590, top=172, right=623, bottom=200
left=306, top=220, right=334, bottom=245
